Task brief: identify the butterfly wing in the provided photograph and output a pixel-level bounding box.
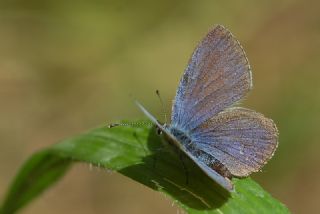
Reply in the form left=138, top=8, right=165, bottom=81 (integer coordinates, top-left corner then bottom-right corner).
left=135, top=101, right=163, bottom=128
left=190, top=107, right=278, bottom=177
left=171, top=25, right=252, bottom=131
left=135, top=101, right=185, bottom=149
left=184, top=150, right=233, bottom=191
left=136, top=101, right=234, bottom=191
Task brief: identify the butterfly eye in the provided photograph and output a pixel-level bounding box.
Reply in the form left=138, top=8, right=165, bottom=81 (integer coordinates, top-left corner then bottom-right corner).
left=156, top=126, right=163, bottom=135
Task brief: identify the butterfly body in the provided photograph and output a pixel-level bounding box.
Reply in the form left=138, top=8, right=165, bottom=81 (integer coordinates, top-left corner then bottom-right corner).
left=165, top=126, right=232, bottom=178
left=136, top=25, right=278, bottom=192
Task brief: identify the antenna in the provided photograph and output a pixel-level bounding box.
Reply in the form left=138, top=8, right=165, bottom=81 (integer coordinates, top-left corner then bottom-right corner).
left=155, top=90, right=168, bottom=124
left=108, top=123, right=120, bottom=128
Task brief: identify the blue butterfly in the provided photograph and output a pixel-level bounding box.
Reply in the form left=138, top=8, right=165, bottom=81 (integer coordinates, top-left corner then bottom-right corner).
left=136, top=25, right=278, bottom=191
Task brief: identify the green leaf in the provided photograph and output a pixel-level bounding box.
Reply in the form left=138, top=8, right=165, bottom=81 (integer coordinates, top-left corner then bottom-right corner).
left=1, top=121, right=290, bottom=214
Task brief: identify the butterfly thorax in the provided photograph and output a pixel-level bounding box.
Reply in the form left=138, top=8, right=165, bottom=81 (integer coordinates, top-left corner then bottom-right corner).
left=168, top=127, right=192, bottom=147
left=166, top=126, right=232, bottom=179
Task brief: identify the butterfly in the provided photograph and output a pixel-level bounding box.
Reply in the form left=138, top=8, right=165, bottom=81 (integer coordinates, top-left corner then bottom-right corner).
left=136, top=25, right=278, bottom=191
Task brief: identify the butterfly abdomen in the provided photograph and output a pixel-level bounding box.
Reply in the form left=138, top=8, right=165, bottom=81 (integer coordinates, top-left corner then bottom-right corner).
left=189, top=147, right=232, bottom=178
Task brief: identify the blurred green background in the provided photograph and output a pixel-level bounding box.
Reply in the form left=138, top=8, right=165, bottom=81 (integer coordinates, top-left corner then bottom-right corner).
left=0, top=0, right=319, bottom=213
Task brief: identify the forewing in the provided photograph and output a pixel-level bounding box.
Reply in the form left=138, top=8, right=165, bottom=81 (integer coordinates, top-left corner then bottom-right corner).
left=190, top=107, right=278, bottom=177
left=135, top=101, right=163, bottom=128
left=135, top=101, right=184, bottom=150
left=171, top=25, right=252, bottom=131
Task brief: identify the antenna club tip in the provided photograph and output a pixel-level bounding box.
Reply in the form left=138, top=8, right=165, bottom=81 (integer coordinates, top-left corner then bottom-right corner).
left=108, top=123, right=119, bottom=128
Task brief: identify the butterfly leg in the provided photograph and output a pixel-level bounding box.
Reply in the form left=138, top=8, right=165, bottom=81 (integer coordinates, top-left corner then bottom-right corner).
left=152, top=145, right=169, bottom=170
left=179, top=152, right=189, bottom=185
left=152, top=148, right=160, bottom=169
